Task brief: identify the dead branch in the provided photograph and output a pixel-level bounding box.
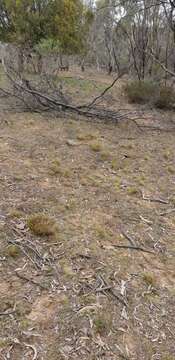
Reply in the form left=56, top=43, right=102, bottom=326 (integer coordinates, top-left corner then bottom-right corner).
left=15, top=271, right=48, bottom=290
left=120, top=230, right=136, bottom=246
left=1, top=65, right=142, bottom=126
left=112, top=244, right=155, bottom=254
left=147, top=48, right=175, bottom=77
left=142, top=191, right=169, bottom=204
left=96, top=275, right=127, bottom=307
left=0, top=310, right=15, bottom=316
left=78, top=70, right=127, bottom=109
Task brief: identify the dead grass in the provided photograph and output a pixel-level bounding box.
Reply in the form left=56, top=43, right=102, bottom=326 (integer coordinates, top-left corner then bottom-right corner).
left=27, top=213, right=58, bottom=236
left=0, top=70, right=175, bottom=360
left=142, top=272, right=157, bottom=287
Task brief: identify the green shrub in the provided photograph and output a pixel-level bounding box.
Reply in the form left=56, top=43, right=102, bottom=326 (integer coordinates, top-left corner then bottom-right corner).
left=125, top=80, right=175, bottom=109
left=155, top=86, right=175, bottom=109
left=125, top=80, right=158, bottom=104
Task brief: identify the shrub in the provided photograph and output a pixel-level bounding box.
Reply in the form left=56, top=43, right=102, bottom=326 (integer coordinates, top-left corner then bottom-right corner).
left=125, top=80, right=175, bottom=109
left=125, top=80, right=158, bottom=104
left=155, top=86, right=175, bottom=109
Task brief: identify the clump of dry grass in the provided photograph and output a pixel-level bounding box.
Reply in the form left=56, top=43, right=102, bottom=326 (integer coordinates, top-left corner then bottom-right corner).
left=77, top=132, right=96, bottom=141
left=49, top=159, right=71, bottom=178
left=27, top=213, right=58, bottom=236
left=95, top=224, right=112, bottom=239
left=90, top=142, right=102, bottom=152
left=100, top=150, right=111, bottom=161
left=142, top=272, right=157, bottom=287
left=167, top=165, right=175, bottom=174
left=8, top=209, right=24, bottom=218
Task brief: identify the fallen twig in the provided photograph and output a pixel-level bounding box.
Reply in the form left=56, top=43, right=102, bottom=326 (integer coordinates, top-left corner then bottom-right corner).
left=95, top=286, right=112, bottom=292
left=8, top=240, right=42, bottom=269
left=159, top=208, right=175, bottom=216
left=112, top=244, right=154, bottom=254
left=120, top=230, right=136, bottom=246
left=142, top=192, right=169, bottom=204
left=0, top=310, right=15, bottom=316
left=96, top=275, right=127, bottom=307
left=15, top=271, right=48, bottom=290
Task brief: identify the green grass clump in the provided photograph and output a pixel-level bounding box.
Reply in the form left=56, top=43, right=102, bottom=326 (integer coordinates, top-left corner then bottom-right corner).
left=94, top=313, right=112, bottom=335
left=28, top=213, right=58, bottom=236
left=90, top=142, right=102, bottom=152
left=111, top=159, right=119, bottom=170
left=7, top=244, right=21, bottom=258
left=100, top=150, right=111, bottom=161
left=95, top=225, right=111, bottom=239
left=127, top=186, right=139, bottom=195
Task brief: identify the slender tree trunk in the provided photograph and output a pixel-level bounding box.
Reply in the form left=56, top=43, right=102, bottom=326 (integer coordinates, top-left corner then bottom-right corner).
left=37, top=53, right=43, bottom=74
left=18, top=46, right=24, bottom=75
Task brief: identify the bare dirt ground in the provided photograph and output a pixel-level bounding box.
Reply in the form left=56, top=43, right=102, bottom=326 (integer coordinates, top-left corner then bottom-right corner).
left=0, top=69, right=175, bottom=360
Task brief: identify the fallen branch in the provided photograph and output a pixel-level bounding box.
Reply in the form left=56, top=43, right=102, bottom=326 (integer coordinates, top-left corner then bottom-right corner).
left=159, top=208, right=175, bottom=216
left=8, top=240, right=42, bottom=269
left=0, top=310, right=15, bottom=316
left=96, top=275, right=127, bottom=307
left=112, top=244, right=154, bottom=254
left=1, top=65, right=143, bottom=127
left=142, top=192, right=169, bottom=204
left=15, top=271, right=48, bottom=290
left=120, top=230, right=136, bottom=246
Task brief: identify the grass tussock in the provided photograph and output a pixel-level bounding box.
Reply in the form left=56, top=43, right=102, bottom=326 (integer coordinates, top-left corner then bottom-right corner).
left=142, top=272, right=157, bottom=287
left=6, top=244, right=21, bottom=258
left=27, top=213, right=58, bottom=236
left=49, top=160, right=71, bottom=177
left=77, top=132, right=96, bottom=141
left=127, top=186, right=139, bottom=195
left=90, top=142, right=103, bottom=152
left=94, top=312, right=112, bottom=335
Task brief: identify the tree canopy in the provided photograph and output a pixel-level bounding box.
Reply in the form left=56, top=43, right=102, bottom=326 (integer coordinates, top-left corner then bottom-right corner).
left=0, top=0, right=93, bottom=54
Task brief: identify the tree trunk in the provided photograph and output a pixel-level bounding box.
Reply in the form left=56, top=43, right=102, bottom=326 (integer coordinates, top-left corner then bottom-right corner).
left=37, top=53, right=43, bottom=74
left=18, top=46, right=24, bottom=75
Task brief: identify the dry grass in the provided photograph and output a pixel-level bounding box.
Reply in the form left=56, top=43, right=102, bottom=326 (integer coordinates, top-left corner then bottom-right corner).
left=27, top=213, right=58, bottom=236
left=0, top=70, right=175, bottom=359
